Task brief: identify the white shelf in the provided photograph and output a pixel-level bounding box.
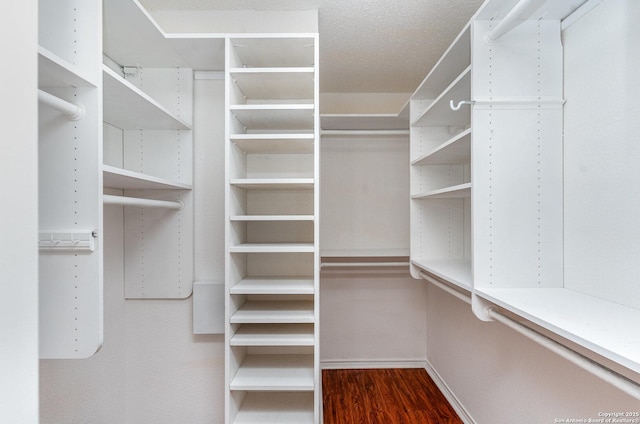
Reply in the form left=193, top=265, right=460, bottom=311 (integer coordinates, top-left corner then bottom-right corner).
left=38, top=46, right=97, bottom=88
left=230, top=243, right=315, bottom=253
left=231, top=278, right=314, bottom=295
left=231, top=105, right=315, bottom=131
left=230, top=179, right=315, bottom=190
left=229, top=36, right=316, bottom=68
left=320, top=114, right=409, bottom=131
left=103, top=165, right=192, bottom=190
left=231, top=68, right=314, bottom=100
left=321, top=248, right=410, bottom=258
left=231, top=301, right=314, bottom=324
left=231, top=324, right=314, bottom=346
left=411, top=182, right=471, bottom=199
left=230, top=134, right=315, bottom=154
left=411, top=259, right=472, bottom=290
left=476, top=288, right=640, bottom=373
left=411, top=129, right=471, bottom=166
left=412, top=66, right=472, bottom=127
left=103, top=65, right=191, bottom=130
left=233, top=392, right=314, bottom=424
left=230, top=354, right=315, bottom=391
left=413, top=26, right=471, bottom=100
left=103, top=0, right=188, bottom=68
left=230, top=215, right=314, bottom=222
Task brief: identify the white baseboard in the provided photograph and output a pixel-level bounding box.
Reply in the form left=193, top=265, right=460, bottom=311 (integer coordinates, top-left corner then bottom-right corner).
left=424, top=359, right=476, bottom=424
left=320, top=359, right=427, bottom=369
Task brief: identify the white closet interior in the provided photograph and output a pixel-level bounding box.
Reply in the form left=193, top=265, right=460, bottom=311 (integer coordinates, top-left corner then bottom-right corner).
left=28, top=0, right=640, bottom=422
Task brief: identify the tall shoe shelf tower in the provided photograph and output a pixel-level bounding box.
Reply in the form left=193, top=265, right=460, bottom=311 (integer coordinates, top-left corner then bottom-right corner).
left=224, top=34, right=320, bottom=424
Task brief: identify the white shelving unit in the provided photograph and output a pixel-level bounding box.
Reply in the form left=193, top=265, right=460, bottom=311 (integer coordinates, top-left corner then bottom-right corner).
left=103, top=0, right=195, bottom=299
left=411, top=0, right=640, bottom=379
left=409, top=25, right=472, bottom=291
left=37, top=0, right=103, bottom=359
left=225, top=34, right=320, bottom=424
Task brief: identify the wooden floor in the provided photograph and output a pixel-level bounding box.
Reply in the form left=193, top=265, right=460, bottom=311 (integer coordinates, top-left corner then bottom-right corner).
left=322, top=368, right=463, bottom=424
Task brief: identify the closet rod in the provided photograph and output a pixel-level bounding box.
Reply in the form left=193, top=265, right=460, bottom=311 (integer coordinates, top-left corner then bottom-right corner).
left=321, top=261, right=409, bottom=268
left=103, top=194, right=183, bottom=210
left=418, top=271, right=640, bottom=400
left=485, top=0, right=547, bottom=43
left=38, top=89, right=85, bottom=121
left=418, top=271, right=471, bottom=305
left=321, top=130, right=409, bottom=137
left=486, top=308, right=640, bottom=401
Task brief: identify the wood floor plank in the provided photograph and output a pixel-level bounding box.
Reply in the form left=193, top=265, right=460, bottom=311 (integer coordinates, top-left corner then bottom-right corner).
left=322, top=368, right=463, bottom=424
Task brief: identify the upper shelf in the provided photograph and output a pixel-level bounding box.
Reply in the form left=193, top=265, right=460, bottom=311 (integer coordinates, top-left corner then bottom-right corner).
left=321, top=248, right=409, bottom=258
left=413, top=26, right=470, bottom=101
left=230, top=178, right=315, bottom=190
left=411, top=129, right=471, bottom=166
left=103, top=66, right=191, bottom=130
left=103, top=165, right=192, bottom=190
left=412, top=66, right=471, bottom=127
left=104, top=0, right=225, bottom=70
left=230, top=134, right=315, bottom=154
left=321, top=114, right=409, bottom=131
left=411, top=183, right=471, bottom=199
left=229, top=36, right=316, bottom=68
left=230, top=105, right=314, bottom=131
left=321, top=99, right=410, bottom=133
left=38, top=46, right=97, bottom=88
left=231, top=68, right=314, bottom=100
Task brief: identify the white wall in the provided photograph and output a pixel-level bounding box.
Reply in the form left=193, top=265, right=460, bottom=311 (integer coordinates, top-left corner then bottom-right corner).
left=563, top=0, right=640, bottom=308
left=320, top=274, right=427, bottom=366
left=0, top=1, right=39, bottom=423
left=40, top=79, right=226, bottom=424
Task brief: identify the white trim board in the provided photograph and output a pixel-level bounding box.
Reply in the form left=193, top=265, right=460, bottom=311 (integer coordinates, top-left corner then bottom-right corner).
left=424, top=359, right=476, bottom=424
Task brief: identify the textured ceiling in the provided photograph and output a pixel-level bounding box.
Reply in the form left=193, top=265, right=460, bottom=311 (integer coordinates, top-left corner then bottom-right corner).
left=140, top=0, right=484, bottom=93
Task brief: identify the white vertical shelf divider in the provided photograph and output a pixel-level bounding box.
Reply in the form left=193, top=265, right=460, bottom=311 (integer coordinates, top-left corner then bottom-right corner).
left=225, top=33, right=320, bottom=424
left=37, top=0, right=103, bottom=359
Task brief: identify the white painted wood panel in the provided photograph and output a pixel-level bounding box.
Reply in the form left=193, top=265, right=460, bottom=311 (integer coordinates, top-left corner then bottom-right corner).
left=230, top=354, right=314, bottom=391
